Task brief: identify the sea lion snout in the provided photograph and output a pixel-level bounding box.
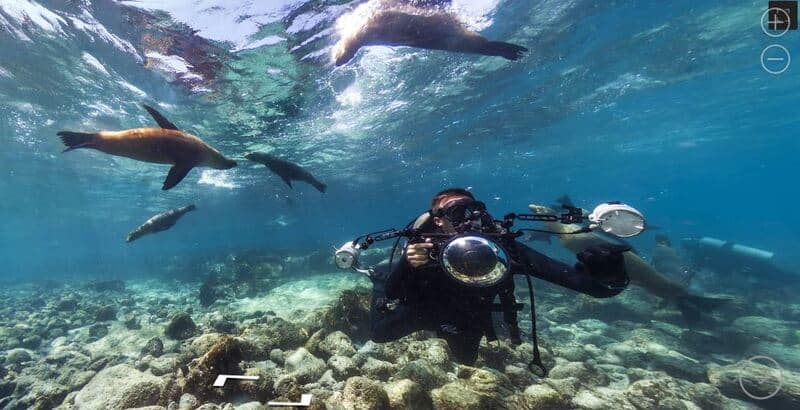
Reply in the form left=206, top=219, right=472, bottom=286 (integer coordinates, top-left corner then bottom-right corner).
left=220, top=159, right=237, bottom=169
left=334, top=43, right=358, bottom=66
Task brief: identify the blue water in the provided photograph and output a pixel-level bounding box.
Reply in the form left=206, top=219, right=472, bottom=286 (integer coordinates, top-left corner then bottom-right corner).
left=5, top=2, right=800, bottom=409
left=1, top=0, right=797, bottom=280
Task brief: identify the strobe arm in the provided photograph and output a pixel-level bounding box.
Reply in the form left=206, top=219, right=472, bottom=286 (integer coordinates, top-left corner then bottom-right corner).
left=354, top=228, right=409, bottom=250
left=502, top=205, right=586, bottom=228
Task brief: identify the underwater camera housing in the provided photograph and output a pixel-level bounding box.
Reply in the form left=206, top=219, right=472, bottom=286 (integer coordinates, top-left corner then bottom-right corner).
left=333, top=201, right=646, bottom=288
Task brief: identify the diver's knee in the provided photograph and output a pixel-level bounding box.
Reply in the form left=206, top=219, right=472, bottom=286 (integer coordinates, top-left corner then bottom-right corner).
left=369, top=329, right=396, bottom=343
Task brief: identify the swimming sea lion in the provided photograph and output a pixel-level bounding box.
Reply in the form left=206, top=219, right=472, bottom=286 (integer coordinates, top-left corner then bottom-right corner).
left=58, top=104, right=237, bottom=190
left=333, top=10, right=528, bottom=66
left=528, top=203, right=730, bottom=322
left=652, top=235, right=696, bottom=286
left=127, top=204, right=196, bottom=242
left=244, top=152, right=327, bottom=193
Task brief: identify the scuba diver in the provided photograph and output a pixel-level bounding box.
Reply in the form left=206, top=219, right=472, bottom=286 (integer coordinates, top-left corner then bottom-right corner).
left=681, top=236, right=797, bottom=282
left=340, top=188, right=632, bottom=369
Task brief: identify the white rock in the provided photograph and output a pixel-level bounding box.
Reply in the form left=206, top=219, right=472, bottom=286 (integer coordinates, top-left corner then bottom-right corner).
left=74, top=364, right=164, bottom=409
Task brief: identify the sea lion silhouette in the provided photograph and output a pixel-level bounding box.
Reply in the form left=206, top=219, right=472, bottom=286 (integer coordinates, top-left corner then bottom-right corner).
left=528, top=201, right=730, bottom=323
left=58, top=104, right=236, bottom=190
left=245, top=152, right=327, bottom=193
left=333, top=10, right=527, bottom=66
left=126, top=204, right=196, bottom=242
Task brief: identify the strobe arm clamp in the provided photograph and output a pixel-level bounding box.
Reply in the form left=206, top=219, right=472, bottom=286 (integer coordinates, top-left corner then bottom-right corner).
left=335, top=228, right=412, bottom=277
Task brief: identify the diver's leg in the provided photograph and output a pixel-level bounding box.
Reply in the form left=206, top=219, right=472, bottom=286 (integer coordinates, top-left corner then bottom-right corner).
left=369, top=261, right=422, bottom=342
left=370, top=302, right=421, bottom=342
left=441, top=329, right=482, bottom=364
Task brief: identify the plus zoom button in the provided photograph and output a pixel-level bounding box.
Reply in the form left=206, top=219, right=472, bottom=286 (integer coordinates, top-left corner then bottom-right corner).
left=766, top=2, right=798, bottom=32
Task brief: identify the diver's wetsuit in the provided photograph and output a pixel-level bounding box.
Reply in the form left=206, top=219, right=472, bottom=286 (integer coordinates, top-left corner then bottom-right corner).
left=369, top=241, right=628, bottom=364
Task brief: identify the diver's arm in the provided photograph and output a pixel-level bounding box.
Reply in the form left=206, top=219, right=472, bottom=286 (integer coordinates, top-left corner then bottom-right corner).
left=368, top=258, right=421, bottom=343
left=383, top=256, right=409, bottom=301
left=516, top=243, right=628, bottom=298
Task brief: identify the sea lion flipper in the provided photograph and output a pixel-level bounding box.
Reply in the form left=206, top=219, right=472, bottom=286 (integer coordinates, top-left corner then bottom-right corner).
left=280, top=175, right=293, bottom=189
left=163, top=164, right=193, bottom=190
left=481, top=41, right=528, bottom=61
left=143, top=104, right=180, bottom=130
left=58, top=131, right=98, bottom=152
left=311, top=179, right=327, bottom=193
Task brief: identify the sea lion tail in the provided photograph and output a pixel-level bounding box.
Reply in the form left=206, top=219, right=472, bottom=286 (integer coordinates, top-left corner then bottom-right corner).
left=58, top=131, right=98, bottom=153
left=312, top=180, right=327, bottom=193
left=483, top=41, right=528, bottom=61
left=676, top=294, right=733, bottom=325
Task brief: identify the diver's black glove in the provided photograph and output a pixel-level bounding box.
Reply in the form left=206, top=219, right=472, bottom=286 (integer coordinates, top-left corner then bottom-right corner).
left=575, top=244, right=631, bottom=283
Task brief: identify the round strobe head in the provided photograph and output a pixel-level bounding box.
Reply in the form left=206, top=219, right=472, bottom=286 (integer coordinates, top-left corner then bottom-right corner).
left=334, top=242, right=359, bottom=269
left=588, top=203, right=646, bottom=238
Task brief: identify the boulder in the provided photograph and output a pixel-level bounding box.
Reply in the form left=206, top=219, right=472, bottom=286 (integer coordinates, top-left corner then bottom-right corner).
left=210, top=318, right=238, bottom=334
left=649, top=347, right=707, bottom=382
left=74, top=364, right=164, bottom=409
left=149, top=353, right=179, bottom=376
left=20, top=335, right=42, bottom=350
left=6, top=348, right=33, bottom=365
left=95, top=305, right=118, bottom=321
left=16, top=380, right=70, bottom=409
left=319, top=288, right=371, bottom=342
left=728, top=316, right=795, bottom=344
left=183, top=336, right=244, bottom=402
left=548, top=361, right=609, bottom=386
left=124, top=314, right=142, bottom=330
left=319, top=331, right=357, bottom=357
left=360, top=357, right=397, bottom=381
left=384, top=379, right=431, bottom=410
left=142, top=337, right=165, bottom=357
left=238, top=367, right=274, bottom=402
left=164, top=312, right=197, bottom=340
left=521, top=384, right=571, bottom=408
left=240, top=317, right=306, bottom=358
left=709, top=361, right=800, bottom=409
left=431, top=366, right=515, bottom=409
left=270, top=348, right=285, bottom=365
left=328, top=355, right=359, bottom=380
left=623, top=377, right=693, bottom=410
left=55, top=297, right=78, bottom=311
left=177, top=393, right=199, bottom=410
left=341, top=376, right=390, bottom=410
left=285, top=348, right=326, bottom=384
left=395, top=359, right=449, bottom=390
left=88, top=323, right=108, bottom=339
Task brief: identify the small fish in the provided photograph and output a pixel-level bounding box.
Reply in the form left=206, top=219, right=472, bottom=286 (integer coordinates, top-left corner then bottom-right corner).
left=127, top=205, right=196, bottom=242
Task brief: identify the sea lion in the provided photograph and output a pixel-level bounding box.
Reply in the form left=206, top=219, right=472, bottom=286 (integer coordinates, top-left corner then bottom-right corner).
left=333, top=9, right=528, bottom=66
left=58, top=104, right=236, bottom=190
left=652, top=234, right=696, bottom=286
left=127, top=204, right=196, bottom=242
left=528, top=202, right=730, bottom=322
left=244, top=152, right=327, bottom=193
